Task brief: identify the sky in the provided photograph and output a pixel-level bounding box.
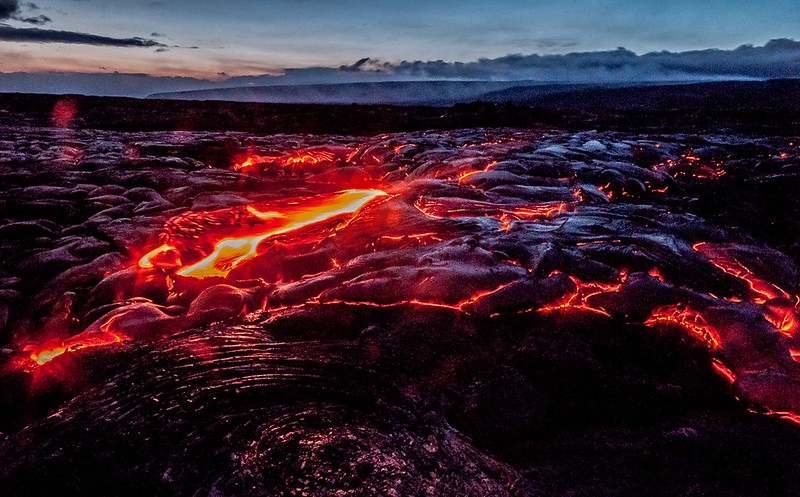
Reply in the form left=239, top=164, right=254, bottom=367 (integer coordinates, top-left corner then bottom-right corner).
left=0, top=0, right=799, bottom=96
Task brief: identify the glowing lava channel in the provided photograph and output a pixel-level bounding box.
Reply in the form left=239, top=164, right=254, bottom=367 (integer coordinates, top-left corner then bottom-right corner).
left=23, top=310, right=130, bottom=367
left=140, top=189, right=387, bottom=279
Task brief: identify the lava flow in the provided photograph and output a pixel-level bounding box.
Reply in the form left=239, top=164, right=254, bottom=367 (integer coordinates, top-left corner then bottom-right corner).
left=9, top=119, right=800, bottom=496
left=233, top=148, right=350, bottom=173
left=645, top=304, right=722, bottom=349
left=692, top=242, right=800, bottom=338
left=15, top=188, right=387, bottom=370
left=693, top=242, right=793, bottom=303
left=140, top=189, right=388, bottom=279
left=19, top=307, right=132, bottom=368
left=414, top=196, right=572, bottom=225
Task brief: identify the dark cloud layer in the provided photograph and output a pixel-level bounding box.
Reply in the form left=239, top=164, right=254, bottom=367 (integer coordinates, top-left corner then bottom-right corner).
left=0, top=0, right=50, bottom=24
left=0, top=26, right=166, bottom=46
left=348, top=39, right=800, bottom=82
left=15, top=14, right=49, bottom=25
left=0, top=0, right=20, bottom=19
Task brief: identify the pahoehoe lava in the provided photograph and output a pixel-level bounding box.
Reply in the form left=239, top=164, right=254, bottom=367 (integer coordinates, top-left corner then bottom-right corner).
left=2, top=95, right=800, bottom=496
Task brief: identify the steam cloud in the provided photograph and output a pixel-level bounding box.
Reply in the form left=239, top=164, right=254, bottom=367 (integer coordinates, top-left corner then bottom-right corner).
left=346, top=39, right=800, bottom=81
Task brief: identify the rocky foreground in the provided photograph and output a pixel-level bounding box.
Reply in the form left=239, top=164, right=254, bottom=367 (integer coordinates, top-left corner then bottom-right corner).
left=2, top=95, right=800, bottom=496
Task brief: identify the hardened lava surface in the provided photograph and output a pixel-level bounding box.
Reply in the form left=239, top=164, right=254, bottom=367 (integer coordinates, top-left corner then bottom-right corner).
left=2, top=113, right=800, bottom=496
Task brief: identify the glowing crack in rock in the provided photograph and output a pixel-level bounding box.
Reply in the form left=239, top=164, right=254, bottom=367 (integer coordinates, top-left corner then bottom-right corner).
left=233, top=148, right=350, bottom=173
left=413, top=196, right=573, bottom=224
left=645, top=304, right=722, bottom=349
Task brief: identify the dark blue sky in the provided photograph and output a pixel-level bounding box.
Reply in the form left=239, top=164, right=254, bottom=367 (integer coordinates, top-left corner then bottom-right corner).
left=0, top=0, right=798, bottom=95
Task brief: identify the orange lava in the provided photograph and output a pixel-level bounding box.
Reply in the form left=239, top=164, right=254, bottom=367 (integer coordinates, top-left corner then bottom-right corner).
left=764, top=302, right=799, bottom=337
left=457, top=160, right=498, bottom=184
left=711, top=359, right=737, bottom=384
left=645, top=304, right=721, bottom=349
left=692, top=242, right=800, bottom=340
left=414, top=197, right=572, bottom=226
left=319, top=282, right=515, bottom=314
left=694, top=242, right=791, bottom=303
left=596, top=183, right=615, bottom=200
left=140, top=189, right=388, bottom=279
left=538, top=274, right=623, bottom=317
left=668, top=152, right=726, bottom=179
left=22, top=311, right=130, bottom=368
left=234, top=149, right=343, bottom=172
left=751, top=408, right=800, bottom=427
left=139, top=243, right=181, bottom=270
left=26, top=343, right=68, bottom=366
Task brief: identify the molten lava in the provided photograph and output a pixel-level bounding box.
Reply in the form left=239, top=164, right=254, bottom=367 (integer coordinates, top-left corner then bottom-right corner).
left=692, top=242, right=800, bottom=339
left=538, top=274, right=624, bottom=317
left=234, top=148, right=347, bottom=173
left=764, top=302, right=799, bottom=337
left=414, top=197, right=572, bottom=225
left=140, top=189, right=388, bottom=279
left=22, top=310, right=130, bottom=368
left=645, top=304, right=722, bottom=349
left=711, top=359, right=737, bottom=384
left=693, top=242, right=791, bottom=303
left=667, top=152, right=726, bottom=179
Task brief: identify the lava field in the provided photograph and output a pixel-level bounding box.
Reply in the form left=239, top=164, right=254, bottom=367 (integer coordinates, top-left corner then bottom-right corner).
left=2, top=96, right=800, bottom=496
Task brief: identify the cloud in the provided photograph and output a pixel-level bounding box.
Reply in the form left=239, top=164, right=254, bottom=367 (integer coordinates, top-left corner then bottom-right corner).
left=343, top=39, right=800, bottom=82
left=339, top=57, right=372, bottom=72
left=0, top=0, right=20, bottom=19
left=0, top=26, right=166, bottom=47
left=0, top=0, right=50, bottom=24
left=2, top=38, right=800, bottom=98
left=16, top=14, right=49, bottom=24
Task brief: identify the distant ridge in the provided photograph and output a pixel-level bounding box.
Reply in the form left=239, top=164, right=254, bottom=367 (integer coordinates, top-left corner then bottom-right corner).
left=145, top=79, right=768, bottom=107
left=147, top=80, right=592, bottom=105
left=477, top=78, right=800, bottom=111
left=5, top=79, right=800, bottom=135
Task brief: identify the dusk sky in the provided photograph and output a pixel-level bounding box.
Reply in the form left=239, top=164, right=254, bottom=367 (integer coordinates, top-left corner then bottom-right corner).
left=0, top=0, right=799, bottom=96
